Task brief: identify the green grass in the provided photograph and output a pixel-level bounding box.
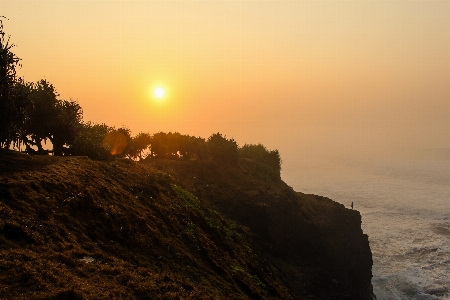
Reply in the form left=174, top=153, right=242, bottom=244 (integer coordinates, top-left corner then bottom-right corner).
left=231, top=265, right=267, bottom=289
left=170, top=184, right=244, bottom=243
left=171, top=184, right=200, bottom=209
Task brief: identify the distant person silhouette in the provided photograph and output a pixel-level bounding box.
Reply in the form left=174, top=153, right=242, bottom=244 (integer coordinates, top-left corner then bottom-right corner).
left=351, top=202, right=354, bottom=210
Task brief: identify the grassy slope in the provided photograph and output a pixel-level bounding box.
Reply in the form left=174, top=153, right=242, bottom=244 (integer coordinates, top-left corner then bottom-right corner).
left=0, top=150, right=373, bottom=300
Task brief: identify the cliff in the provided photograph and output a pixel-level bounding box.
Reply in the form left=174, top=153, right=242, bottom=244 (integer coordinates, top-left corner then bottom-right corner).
left=0, top=150, right=373, bottom=299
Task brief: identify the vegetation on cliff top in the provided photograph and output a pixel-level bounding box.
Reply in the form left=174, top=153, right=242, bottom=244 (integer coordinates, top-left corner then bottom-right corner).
left=1, top=19, right=281, bottom=180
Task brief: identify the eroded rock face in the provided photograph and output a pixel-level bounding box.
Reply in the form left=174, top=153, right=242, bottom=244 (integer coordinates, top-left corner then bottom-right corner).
left=290, top=195, right=374, bottom=300
left=157, top=159, right=375, bottom=299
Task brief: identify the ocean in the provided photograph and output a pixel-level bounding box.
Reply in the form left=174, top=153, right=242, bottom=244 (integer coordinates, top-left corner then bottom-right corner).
left=282, top=153, right=450, bottom=300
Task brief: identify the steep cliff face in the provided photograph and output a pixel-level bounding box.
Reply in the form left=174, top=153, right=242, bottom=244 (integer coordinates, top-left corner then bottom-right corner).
left=0, top=150, right=373, bottom=299
left=156, top=158, right=374, bottom=299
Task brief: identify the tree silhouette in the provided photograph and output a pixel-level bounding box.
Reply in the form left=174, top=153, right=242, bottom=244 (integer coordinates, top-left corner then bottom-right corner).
left=0, top=18, right=28, bottom=148
left=23, top=80, right=57, bottom=153
left=239, top=143, right=282, bottom=179
left=69, top=122, right=113, bottom=160
left=0, top=19, right=285, bottom=169
left=103, top=127, right=132, bottom=157
left=139, top=132, right=206, bottom=160
left=127, top=132, right=151, bottom=160
left=182, top=135, right=206, bottom=160
left=206, top=133, right=238, bottom=164
left=149, top=132, right=170, bottom=158
left=18, top=80, right=82, bottom=155
left=50, top=99, right=83, bottom=156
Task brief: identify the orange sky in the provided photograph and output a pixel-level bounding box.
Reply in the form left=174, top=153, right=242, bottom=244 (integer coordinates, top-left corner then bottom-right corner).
left=2, top=0, right=450, bottom=163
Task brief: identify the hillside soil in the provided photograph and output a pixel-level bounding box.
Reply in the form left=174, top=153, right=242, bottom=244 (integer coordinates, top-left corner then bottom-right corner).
left=0, top=150, right=373, bottom=299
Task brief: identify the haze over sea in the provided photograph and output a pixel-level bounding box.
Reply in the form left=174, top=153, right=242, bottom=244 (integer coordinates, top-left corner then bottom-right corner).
left=283, top=149, right=450, bottom=300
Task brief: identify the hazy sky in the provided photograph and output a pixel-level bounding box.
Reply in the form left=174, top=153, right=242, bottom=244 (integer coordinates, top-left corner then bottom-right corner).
left=2, top=0, right=450, bottom=163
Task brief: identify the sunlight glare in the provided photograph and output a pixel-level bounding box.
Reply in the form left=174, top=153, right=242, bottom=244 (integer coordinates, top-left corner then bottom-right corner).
left=154, top=87, right=165, bottom=99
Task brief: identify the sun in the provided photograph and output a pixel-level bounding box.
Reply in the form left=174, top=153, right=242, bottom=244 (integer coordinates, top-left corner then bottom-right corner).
left=154, top=87, right=165, bottom=99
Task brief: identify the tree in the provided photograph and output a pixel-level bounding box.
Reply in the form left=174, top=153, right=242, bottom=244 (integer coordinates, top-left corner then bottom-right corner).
left=149, top=132, right=170, bottom=158
left=19, top=80, right=57, bottom=154
left=239, top=143, right=282, bottom=179
left=0, top=21, right=82, bottom=154
left=144, top=132, right=206, bottom=160
left=0, top=17, right=28, bottom=148
left=103, top=127, right=132, bottom=158
left=69, top=122, right=113, bottom=160
left=127, top=132, right=151, bottom=160
left=206, top=132, right=238, bottom=164
left=19, top=80, right=82, bottom=155
left=266, top=149, right=282, bottom=177
left=50, top=99, right=83, bottom=156
left=239, top=144, right=268, bottom=162
left=180, top=135, right=206, bottom=160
